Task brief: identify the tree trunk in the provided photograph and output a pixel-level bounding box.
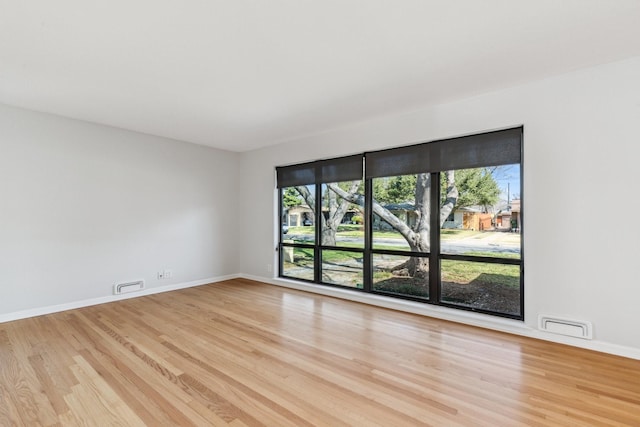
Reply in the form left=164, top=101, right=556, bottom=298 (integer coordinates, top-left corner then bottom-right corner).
left=405, top=256, right=430, bottom=281
left=296, top=181, right=360, bottom=246
left=330, top=171, right=459, bottom=283
left=321, top=225, right=337, bottom=246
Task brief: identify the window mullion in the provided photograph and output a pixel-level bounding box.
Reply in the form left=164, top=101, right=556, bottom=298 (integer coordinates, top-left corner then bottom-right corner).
left=278, top=187, right=283, bottom=277
left=429, top=171, right=440, bottom=303
left=363, top=177, right=372, bottom=292
left=314, top=180, right=322, bottom=283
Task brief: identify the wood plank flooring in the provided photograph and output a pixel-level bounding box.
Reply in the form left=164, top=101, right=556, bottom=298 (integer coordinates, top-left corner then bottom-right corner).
left=1, top=278, right=639, bottom=426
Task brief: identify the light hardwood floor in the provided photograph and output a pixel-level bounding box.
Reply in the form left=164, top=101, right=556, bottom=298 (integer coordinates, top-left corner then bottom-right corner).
left=1, top=278, right=639, bottom=426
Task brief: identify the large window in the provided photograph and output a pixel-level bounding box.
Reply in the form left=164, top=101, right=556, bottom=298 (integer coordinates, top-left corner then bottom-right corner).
left=277, top=128, right=523, bottom=319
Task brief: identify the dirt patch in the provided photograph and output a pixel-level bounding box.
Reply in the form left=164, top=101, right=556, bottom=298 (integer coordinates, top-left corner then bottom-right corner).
left=375, top=277, right=521, bottom=316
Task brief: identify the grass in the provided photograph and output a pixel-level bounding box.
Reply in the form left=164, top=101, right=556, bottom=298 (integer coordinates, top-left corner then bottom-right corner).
left=286, top=226, right=315, bottom=234
left=373, top=270, right=393, bottom=280
left=463, top=250, right=520, bottom=259
left=337, top=224, right=363, bottom=233
left=321, top=250, right=362, bottom=263
left=284, top=247, right=362, bottom=265
left=441, top=259, right=519, bottom=287
left=283, top=228, right=520, bottom=287
left=288, top=247, right=314, bottom=265
left=287, top=249, right=518, bottom=285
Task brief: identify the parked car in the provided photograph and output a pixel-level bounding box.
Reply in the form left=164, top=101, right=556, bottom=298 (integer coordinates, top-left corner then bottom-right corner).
left=282, top=224, right=289, bottom=234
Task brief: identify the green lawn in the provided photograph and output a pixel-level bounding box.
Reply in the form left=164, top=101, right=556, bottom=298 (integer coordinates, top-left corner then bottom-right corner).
left=285, top=248, right=518, bottom=287
left=441, top=260, right=519, bottom=287
left=283, top=227, right=520, bottom=287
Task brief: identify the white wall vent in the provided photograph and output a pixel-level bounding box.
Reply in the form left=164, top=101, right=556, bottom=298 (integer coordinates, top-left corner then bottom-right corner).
left=113, top=280, right=145, bottom=295
left=538, top=315, right=592, bottom=339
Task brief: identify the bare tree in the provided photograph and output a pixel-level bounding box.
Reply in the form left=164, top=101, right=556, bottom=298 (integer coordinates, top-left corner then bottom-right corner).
left=295, top=180, right=361, bottom=246
left=328, top=171, right=459, bottom=279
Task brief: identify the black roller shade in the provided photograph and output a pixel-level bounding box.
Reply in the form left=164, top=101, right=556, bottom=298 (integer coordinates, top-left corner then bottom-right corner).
left=276, top=160, right=316, bottom=188
left=365, top=127, right=522, bottom=178
left=320, top=154, right=363, bottom=183
left=277, top=154, right=363, bottom=188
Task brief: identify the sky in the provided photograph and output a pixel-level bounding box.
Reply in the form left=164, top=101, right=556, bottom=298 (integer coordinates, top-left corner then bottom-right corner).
left=492, top=164, right=521, bottom=204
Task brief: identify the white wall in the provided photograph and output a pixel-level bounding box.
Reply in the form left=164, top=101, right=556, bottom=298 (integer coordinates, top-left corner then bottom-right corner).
left=0, top=104, right=239, bottom=317
left=238, top=56, right=640, bottom=357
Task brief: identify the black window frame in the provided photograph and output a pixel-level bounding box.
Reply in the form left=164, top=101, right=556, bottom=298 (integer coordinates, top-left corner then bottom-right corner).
left=277, top=127, right=524, bottom=320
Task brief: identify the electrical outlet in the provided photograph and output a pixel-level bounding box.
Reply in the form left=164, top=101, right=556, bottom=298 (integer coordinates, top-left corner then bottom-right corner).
left=157, top=269, right=173, bottom=280
left=267, top=264, right=272, bottom=273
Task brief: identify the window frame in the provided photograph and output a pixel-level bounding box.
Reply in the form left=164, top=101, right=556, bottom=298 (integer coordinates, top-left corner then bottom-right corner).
left=277, top=127, right=524, bottom=320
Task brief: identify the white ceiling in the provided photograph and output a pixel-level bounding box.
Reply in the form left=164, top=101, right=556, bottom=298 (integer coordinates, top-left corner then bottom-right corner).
left=2, top=1, right=640, bottom=152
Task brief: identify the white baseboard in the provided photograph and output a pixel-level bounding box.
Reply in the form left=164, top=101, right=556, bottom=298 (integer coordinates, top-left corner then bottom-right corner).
left=240, top=273, right=640, bottom=361
left=0, top=274, right=240, bottom=324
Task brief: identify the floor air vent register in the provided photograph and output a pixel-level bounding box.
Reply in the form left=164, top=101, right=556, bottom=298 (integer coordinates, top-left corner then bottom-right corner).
left=538, top=315, right=592, bottom=339
left=113, top=280, right=145, bottom=295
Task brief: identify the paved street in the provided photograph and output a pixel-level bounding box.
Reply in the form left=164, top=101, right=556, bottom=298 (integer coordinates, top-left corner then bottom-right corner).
left=286, top=230, right=521, bottom=256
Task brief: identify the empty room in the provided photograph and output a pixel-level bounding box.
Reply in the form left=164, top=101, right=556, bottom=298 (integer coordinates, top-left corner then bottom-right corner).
left=1, top=1, right=640, bottom=426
